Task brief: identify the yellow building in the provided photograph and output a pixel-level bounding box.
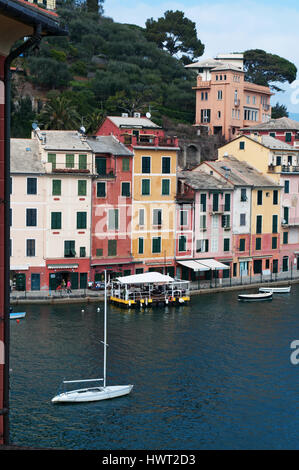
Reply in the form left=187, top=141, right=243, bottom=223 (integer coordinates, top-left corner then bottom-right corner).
left=218, top=134, right=299, bottom=184
left=132, top=144, right=178, bottom=276
left=218, top=134, right=299, bottom=274
left=96, top=115, right=180, bottom=276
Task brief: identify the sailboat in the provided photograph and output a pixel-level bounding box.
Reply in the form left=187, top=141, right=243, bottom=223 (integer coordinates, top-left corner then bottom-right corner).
left=51, top=271, right=133, bottom=404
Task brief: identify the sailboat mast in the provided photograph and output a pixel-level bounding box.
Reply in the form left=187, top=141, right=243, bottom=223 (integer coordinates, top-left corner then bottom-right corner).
left=103, top=270, right=107, bottom=388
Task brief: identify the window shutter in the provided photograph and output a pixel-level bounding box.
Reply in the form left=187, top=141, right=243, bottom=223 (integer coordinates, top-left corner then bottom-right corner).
left=108, top=240, right=117, bottom=256
left=52, top=180, right=61, bottom=196
left=78, top=180, right=87, bottom=196
left=162, top=157, right=171, bottom=174
left=97, top=182, right=106, bottom=197
left=66, top=154, right=75, bottom=168
left=79, top=154, right=87, bottom=170
left=77, top=212, right=87, bottom=229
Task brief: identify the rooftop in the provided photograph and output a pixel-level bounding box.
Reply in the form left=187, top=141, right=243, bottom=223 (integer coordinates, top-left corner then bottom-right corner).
left=178, top=170, right=232, bottom=191
left=185, top=59, right=244, bottom=73
left=0, top=0, right=66, bottom=33
left=210, top=156, right=281, bottom=187
left=211, top=64, right=244, bottom=73
left=247, top=134, right=297, bottom=151
left=35, top=130, right=91, bottom=151
left=107, top=115, right=160, bottom=129
left=241, top=116, right=299, bottom=131
left=86, top=135, right=133, bottom=156
left=11, top=139, right=44, bottom=173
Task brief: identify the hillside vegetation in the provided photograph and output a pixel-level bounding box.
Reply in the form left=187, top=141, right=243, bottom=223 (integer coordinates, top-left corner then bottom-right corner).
left=11, top=2, right=198, bottom=137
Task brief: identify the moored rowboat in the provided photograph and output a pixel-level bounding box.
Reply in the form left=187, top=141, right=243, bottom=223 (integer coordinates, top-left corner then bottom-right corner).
left=259, top=286, right=291, bottom=294
left=10, top=312, right=26, bottom=319
left=238, top=292, right=273, bottom=301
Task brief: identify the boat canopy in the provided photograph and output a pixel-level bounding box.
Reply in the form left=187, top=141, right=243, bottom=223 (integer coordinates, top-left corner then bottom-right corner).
left=177, top=259, right=230, bottom=271
left=116, top=272, right=174, bottom=285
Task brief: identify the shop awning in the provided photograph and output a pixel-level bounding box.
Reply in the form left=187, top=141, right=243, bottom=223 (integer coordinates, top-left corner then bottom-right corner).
left=48, top=264, right=79, bottom=269
left=116, top=272, right=174, bottom=284
left=178, top=259, right=230, bottom=271
left=198, top=259, right=230, bottom=270
left=177, top=260, right=210, bottom=271
left=10, top=265, right=29, bottom=271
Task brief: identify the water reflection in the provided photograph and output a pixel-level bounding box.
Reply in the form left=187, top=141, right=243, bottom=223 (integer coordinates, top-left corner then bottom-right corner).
left=9, top=286, right=299, bottom=449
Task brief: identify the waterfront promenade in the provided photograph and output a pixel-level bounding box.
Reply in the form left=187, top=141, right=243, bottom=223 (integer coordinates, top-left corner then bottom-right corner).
left=10, top=269, right=299, bottom=303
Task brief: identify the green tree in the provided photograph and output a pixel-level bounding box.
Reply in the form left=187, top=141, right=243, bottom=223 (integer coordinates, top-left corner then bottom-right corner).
left=38, top=95, right=80, bottom=129
left=105, top=90, right=153, bottom=116
left=86, top=0, right=104, bottom=14
left=271, top=102, right=289, bottom=119
left=244, top=49, right=297, bottom=92
left=27, top=57, right=72, bottom=89
left=145, top=10, right=204, bottom=61
left=11, top=96, right=37, bottom=138
left=16, top=4, right=198, bottom=128
left=84, top=110, right=105, bottom=134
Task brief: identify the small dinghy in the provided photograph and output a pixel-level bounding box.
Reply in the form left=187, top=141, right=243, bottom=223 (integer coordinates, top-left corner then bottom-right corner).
left=238, top=292, right=273, bottom=301
left=259, top=286, right=291, bottom=294
left=10, top=311, right=26, bottom=319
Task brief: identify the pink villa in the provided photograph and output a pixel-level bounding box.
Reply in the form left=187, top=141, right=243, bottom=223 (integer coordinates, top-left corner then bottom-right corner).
left=186, top=53, right=272, bottom=141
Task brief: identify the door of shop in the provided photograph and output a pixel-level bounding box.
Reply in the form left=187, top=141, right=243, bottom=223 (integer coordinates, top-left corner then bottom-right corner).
left=71, top=272, right=79, bottom=289
left=31, top=273, right=40, bottom=291
left=15, top=273, right=26, bottom=291
left=80, top=272, right=87, bottom=289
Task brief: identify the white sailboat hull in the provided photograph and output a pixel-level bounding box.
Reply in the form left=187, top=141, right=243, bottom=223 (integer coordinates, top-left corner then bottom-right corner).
left=52, top=385, right=133, bottom=403
left=259, top=286, right=291, bottom=293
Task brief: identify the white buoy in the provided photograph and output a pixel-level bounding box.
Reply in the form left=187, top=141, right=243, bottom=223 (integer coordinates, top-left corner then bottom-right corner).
left=81, top=308, right=85, bottom=313
left=97, top=307, right=100, bottom=312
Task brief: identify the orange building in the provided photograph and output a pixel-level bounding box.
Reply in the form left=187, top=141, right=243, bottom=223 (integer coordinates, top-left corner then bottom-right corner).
left=186, top=54, right=273, bottom=141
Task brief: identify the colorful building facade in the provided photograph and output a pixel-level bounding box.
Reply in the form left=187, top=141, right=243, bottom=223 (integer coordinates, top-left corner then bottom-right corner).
left=218, top=135, right=299, bottom=273
left=186, top=54, right=272, bottom=141
left=176, top=169, right=233, bottom=281
left=87, top=135, right=135, bottom=281
left=97, top=115, right=179, bottom=275
left=240, top=117, right=299, bottom=148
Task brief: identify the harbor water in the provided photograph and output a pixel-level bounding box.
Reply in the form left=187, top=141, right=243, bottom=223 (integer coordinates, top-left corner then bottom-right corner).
left=9, top=286, right=299, bottom=449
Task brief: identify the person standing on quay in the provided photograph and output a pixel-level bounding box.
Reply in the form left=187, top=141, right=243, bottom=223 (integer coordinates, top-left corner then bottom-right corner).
left=67, top=280, right=72, bottom=293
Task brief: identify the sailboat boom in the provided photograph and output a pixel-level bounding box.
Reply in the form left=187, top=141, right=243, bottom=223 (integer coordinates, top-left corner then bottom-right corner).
left=62, top=378, right=104, bottom=384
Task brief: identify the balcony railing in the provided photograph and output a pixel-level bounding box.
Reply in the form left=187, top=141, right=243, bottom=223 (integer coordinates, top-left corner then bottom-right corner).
left=196, top=78, right=211, bottom=88
left=121, top=134, right=178, bottom=148
left=46, top=162, right=92, bottom=174
left=281, top=218, right=299, bottom=227
left=208, top=204, right=224, bottom=214
left=281, top=165, right=299, bottom=173
left=234, top=99, right=240, bottom=107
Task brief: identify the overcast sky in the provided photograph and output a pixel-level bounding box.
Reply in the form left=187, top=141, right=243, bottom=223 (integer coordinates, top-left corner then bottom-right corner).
left=104, top=0, right=299, bottom=115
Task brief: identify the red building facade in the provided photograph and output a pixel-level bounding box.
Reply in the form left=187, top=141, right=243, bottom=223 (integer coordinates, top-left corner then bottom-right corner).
left=240, top=117, right=299, bottom=148
left=96, top=114, right=169, bottom=149
left=87, top=136, right=135, bottom=281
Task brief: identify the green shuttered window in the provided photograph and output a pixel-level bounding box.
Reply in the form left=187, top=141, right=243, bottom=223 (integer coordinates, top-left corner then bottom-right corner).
left=51, top=212, right=61, bottom=230
left=77, top=212, right=87, bottom=229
